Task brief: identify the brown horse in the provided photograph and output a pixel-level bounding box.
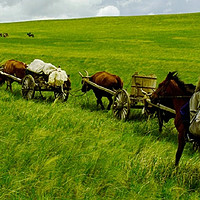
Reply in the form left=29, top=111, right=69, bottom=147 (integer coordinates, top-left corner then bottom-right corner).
left=0, top=59, right=28, bottom=92
left=151, top=72, right=194, bottom=165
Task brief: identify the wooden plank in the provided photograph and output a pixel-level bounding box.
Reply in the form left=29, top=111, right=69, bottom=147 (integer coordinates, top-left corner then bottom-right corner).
left=0, top=71, right=22, bottom=83
left=131, top=72, right=157, bottom=97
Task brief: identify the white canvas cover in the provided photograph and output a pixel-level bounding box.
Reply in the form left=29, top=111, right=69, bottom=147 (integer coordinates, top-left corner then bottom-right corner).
left=28, top=59, right=68, bottom=87
left=189, top=91, right=200, bottom=136
left=27, top=59, right=57, bottom=75
left=48, top=69, right=68, bottom=87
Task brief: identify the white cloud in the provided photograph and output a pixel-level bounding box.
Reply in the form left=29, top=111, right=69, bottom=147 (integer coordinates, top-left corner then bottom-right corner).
left=0, top=0, right=200, bottom=22
left=118, top=0, right=142, bottom=7
left=97, top=5, right=120, bottom=16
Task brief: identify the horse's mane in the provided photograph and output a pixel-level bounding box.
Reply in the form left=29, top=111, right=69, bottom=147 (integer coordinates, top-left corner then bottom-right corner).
left=167, top=71, right=195, bottom=95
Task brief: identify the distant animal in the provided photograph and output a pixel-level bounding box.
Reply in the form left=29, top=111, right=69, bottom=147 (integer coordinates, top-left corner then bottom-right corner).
left=151, top=72, right=194, bottom=166
left=80, top=71, right=123, bottom=110
left=0, top=59, right=28, bottom=92
left=0, top=33, right=2, bottom=37
left=3, top=33, right=8, bottom=37
left=27, top=32, right=34, bottom=37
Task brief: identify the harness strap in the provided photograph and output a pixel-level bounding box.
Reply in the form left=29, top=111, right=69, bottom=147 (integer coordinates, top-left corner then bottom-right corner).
left=157, top=95, right=191, bottom=99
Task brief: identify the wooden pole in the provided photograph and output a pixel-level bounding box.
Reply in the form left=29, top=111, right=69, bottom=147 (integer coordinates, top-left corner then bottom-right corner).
left=146, top=98, right=176, bottom=114
left=83, top=78, right=116, bottom=96
left=0, top=71, right=22, bottom=83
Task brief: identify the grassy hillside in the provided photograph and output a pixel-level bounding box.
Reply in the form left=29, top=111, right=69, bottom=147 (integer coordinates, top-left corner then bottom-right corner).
left=0, top=13, right=200, bottom=199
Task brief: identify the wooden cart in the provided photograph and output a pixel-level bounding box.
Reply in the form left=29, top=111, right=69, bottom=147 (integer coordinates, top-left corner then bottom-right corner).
left=0, top=69, right=71, bottom=102
left=112, top=72, right=157, bottom=120
left=80, top=71, right=176, bottom=120
left=21, top=69, right=71, bottom=101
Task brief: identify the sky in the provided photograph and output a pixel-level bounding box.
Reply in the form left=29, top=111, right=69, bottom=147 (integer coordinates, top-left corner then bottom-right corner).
left=0, top=0, right=200, bottom=23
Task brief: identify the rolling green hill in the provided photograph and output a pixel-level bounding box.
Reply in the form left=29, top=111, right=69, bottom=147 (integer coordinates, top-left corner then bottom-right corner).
left=0, top=13, right=200, bottom=199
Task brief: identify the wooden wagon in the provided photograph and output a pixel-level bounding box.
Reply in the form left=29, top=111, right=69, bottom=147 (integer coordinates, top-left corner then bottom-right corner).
left=0, top=68, right=71, bottom=102
left=112, top=72, right=157, bottom=120
left=79, top=71, right=176, bottom=120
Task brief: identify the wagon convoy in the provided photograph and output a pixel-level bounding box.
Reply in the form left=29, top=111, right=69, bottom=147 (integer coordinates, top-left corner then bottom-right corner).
left=0, top=59, right=199, bottom=165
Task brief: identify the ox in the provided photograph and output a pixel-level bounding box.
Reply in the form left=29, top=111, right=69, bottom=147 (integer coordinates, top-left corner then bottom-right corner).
left=27, top=32, right=34, bottom=37
left=3, top=33, right=8, bottom=37
left=80, top=71, right=123, bottom=110
left=0, top=59, right=28, bottom=92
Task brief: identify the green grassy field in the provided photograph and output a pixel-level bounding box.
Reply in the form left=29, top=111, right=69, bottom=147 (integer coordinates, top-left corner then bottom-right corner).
left=0, top=13, right=200, bottom=199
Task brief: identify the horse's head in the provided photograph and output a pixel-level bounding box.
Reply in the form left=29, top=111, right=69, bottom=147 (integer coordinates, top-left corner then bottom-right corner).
left=151, top=71, right=180, bottom=103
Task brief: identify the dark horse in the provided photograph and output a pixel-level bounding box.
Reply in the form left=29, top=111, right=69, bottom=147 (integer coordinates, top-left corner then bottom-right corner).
left=0, top=59, right=28, bottom=92
left=81, top=71, right=123, bottom=110
left=152, top=82, right=195, bottom=132
left=151, top=72, right=195, bottom=165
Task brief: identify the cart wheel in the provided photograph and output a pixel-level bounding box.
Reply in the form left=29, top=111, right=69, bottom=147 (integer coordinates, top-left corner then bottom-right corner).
left=21, top=75, right=35, bottom=100
left=54, top=90, right=69, bottom=102
left=112, top=89, right=130, bottom=120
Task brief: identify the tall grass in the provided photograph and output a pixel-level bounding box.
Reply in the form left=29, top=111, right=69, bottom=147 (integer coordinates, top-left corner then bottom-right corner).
left=0, top=13, right=200, bottom=199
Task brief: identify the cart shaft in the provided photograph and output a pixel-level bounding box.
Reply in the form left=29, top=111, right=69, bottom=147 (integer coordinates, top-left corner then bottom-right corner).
left=0, top=71, right=22, bottom=83
left=83, top=78, right=116, bottom=96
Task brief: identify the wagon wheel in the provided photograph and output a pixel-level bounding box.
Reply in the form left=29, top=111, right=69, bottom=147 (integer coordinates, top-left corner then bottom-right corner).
left=21, top=75, right=35, bottom=100
left=54, top=88, right=69, bottom=102
left=112, top=89, right=130, bottom=120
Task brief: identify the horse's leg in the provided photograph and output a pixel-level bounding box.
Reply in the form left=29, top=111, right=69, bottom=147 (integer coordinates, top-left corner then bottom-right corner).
left=107, top=96, right=113, bottom=110
left=175, top=130, right=186, bottom=166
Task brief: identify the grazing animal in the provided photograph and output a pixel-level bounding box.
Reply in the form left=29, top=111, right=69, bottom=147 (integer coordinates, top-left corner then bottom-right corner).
left=0, top=59, right=28, bottom=92
left=27, top=32, right=34, bottom=37
left=151, top=72, right=194, bottom=165
left=0, top=33, right=2, bottom=37
left=3, top=33, right=8, bottom=37
left=81, top=71, right=123, bottom=110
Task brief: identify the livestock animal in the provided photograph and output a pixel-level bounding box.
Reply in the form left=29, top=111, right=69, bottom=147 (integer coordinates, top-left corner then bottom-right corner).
left=3, top=33, right=8, bottom=37
left=150, top=83, right=195, bottom=132
left=0, top=33, right=2, bottom=37
left=27, top=32, right=34, bottom=37
left=81, top=71, right=123, bottom=110
left=0, top=59, right=28, bottom=92
left=151, top=72, right=194, bottom=165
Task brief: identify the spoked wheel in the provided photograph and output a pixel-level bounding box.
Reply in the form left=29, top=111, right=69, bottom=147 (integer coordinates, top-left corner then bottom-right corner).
left=54, top=88, right=69, bottom=102
left=112, top=89, right=130, bottom=120
left=21, top=75, right=35, bottom=100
